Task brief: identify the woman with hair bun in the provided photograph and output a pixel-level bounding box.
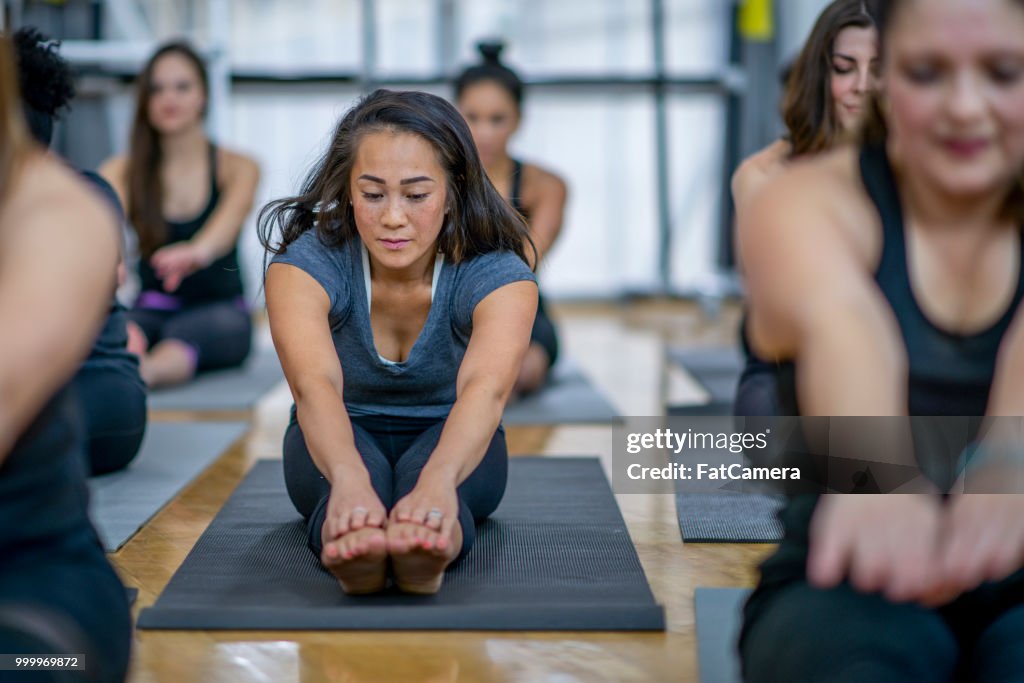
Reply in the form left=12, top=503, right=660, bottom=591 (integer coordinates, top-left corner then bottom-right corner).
left=455, top=42, right=567, bottom=394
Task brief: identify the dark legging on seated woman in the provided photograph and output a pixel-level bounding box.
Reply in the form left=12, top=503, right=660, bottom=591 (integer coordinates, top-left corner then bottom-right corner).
left=284, top=413, right=508, bottom=563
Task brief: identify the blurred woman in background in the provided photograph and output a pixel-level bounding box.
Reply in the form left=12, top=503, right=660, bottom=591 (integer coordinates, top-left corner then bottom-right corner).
left=102, top=41, right=260, bottom=388
left=456, top=42, right=567, bottom=394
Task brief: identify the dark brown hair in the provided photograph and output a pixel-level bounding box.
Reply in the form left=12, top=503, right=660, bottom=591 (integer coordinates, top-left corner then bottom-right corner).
left=126, top=41, right=208, bottom=257
left=0, top=35, right=31, bottom=204
left=259, top=89, right=535, bottom=269
left=783, top=0, right=876, bottom=156
left=454, top=41, right=524, bottom=113
left=861, top=0, right=1024, bottom=221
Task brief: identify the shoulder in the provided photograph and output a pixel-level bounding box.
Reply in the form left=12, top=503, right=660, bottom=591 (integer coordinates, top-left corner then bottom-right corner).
left=216, top=147, right=260, bottom=184
left=731, top=139, right=790, bottom=207
left=521, top=162, right=567, bottom=201
left=270, top=230, right=355, bottom=310
left=4, top=154, right=119, bottom=249
left=450, top=250, right=536, bottom=324
left=458, top=249, right=535, bottom=278
left=741, top=144, right=879, bottom=274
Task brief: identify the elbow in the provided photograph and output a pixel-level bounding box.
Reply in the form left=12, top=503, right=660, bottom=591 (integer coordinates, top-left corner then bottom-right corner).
left=290, top=373, right=342, bottom=408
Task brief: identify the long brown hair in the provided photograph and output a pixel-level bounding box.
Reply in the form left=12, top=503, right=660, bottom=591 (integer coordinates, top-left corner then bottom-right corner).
left=861, top=0, right=1024, bottom=222
left=782, top=0, right=876, bottom=156
left=126, top=41, right=208, bottom=257
left=259, top=89, right=535, bottom=269
left=0, top=35, right=31, bottom=203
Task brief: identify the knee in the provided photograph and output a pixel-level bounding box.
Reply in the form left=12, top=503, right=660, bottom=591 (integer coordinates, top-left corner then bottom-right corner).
left=741, top=583, right=956, bottom=683
left=282, top=423, right=327, bottom=518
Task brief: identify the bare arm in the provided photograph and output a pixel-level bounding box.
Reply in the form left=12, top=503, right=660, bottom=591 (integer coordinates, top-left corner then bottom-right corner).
left=190, top=150, right=260, bottom=263
left=740, top=163, right=905, bottom=416
left=0, top=158, right=119, bottom=460
left=265, top=262, right=366, bottom=485
left=420, top=280, right=538, bottom=486
left=524, top=167, right=567, bottom=264
left=731, top=139, right=791, bottom=215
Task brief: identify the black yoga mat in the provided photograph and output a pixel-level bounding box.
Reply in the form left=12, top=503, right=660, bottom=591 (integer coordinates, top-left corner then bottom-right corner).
left=695, top=587, right=750, bottom=683
left=138, top=457, right=664, bottom=631
left=676, top=492, right=784, bottom=543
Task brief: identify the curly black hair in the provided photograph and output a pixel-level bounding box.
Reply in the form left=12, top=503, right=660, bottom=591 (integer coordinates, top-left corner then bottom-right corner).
left=12, top=26, right=75, bottom=145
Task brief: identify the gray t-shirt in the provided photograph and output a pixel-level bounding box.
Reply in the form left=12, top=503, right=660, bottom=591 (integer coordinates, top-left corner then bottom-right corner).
left=272, top=229, right=537, bottom=418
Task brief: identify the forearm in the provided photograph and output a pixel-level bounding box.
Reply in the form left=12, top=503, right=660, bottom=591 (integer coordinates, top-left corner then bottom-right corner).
left=421, top=381, right=507, bottom=486
left=796, top=299, right=906, bottom=416
left=292, top=379, right=368, bottom=485
left=190, top=215, right=244, bottom=263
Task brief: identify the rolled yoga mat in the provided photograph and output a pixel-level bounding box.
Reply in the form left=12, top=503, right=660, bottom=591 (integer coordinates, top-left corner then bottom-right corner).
left=146, top=347, right=283, bottom=412
left=503, top=358, right=622, bottom=425
left=138, top=457, right=664, bottom=631
left=696, top=587, right=750, bottom=683
left=88, top=421, right=249, bottom=551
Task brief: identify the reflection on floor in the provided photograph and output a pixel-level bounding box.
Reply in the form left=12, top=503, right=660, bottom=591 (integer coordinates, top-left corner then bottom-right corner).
left=113, top=299, right=774, bottom=683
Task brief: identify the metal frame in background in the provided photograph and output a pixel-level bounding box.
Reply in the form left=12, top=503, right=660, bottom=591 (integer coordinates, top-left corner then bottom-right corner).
left=12, top=0, right=751, bottom=300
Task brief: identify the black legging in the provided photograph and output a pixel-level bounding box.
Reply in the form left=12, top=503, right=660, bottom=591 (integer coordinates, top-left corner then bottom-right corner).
left=0, top=390, right=131, bottom=683
left=530, top=294, right=559, bottom=368
left=71, top=367, right=147, bottom=476
left=128, top=299, right=252, bottom=373
left=740, top=495, right=1024, bottom=682
left=283, top=412, right=508, bottom=564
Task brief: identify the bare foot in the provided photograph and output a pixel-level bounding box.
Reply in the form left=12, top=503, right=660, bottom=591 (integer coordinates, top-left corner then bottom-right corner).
left=387, top=522, right=462, bottom=595
left=125, top=321, right=148, bottom=358
left=321, top=527, right=388, bottom=594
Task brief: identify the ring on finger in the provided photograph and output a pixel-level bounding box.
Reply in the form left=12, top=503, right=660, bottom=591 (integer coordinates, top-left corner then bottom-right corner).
left=352, top=506, right=368, bottom=516
left=426, top=508, right=443, bottom=520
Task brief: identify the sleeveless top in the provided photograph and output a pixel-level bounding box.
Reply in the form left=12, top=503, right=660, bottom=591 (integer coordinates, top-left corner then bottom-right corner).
left=775, top=142, right=1024, bottom=417
left=77, top=171, right=143, bottom=381
left=137, top=143, right=244, bottom=304
left=509, top=159, right=529, bottom=221
left=271, top=230, right=536, bottom=419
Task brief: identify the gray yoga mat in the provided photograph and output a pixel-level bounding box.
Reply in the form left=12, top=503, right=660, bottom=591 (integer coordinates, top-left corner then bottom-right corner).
left=696, top=587, right=750, bottom=683
left=147, top=348, right=283, bottom=412
left=667, top=400, right=735, bottom=417
left=668, top=346, right=743, bottom=416
left=88, top=421, right=249, bottom=551
left=676, top=493, right=784, bottom=543
left=671, top=347, right=744, bottom=377
left=138, top=457, right=664, bottom=631
left=503, top=359, right=622, bottom=425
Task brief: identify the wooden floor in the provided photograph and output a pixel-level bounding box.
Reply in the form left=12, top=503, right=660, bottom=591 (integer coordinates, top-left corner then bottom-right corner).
left=111, top=300, right=776, bottom=683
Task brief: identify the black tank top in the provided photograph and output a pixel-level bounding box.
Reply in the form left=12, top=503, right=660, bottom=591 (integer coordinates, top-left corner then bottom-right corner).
left=77, top=171, right=143, bottom=380
left=776, top=142, right=1024, bottom=417
left=509, top=159, right=529, bottom=221
left=137, top=144, right=244, bottom=304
